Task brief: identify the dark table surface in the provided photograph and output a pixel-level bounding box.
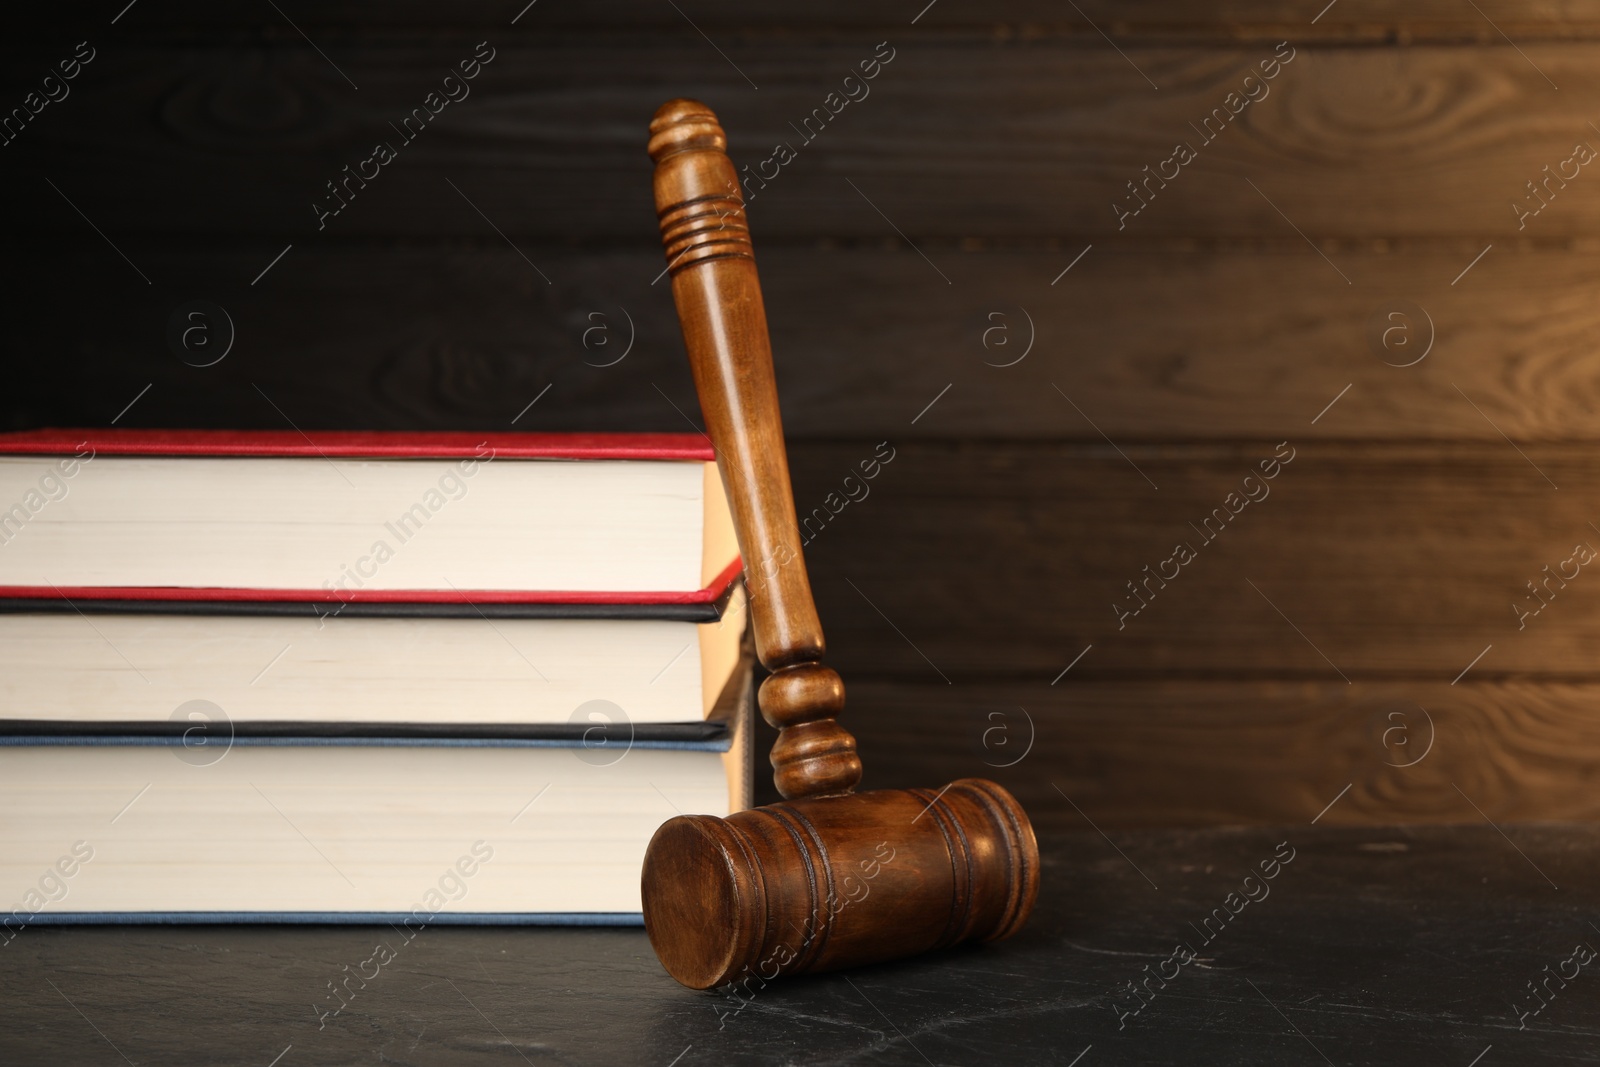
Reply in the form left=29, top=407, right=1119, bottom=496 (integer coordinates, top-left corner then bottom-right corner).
left=4, top=825, right=1596, bottom=1066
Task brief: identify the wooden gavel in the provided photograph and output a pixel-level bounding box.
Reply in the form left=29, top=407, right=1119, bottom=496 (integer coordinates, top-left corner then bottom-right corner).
left=640, top=100, right=1039, bottom=989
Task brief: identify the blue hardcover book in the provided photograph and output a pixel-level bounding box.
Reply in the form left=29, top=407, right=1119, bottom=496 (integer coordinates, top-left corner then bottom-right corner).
left=0, top=635, right=753, bottom=929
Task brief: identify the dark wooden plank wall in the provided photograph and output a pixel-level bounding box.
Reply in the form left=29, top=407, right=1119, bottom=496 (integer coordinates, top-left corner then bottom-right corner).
left=7, top=3, right=1599, bottom=827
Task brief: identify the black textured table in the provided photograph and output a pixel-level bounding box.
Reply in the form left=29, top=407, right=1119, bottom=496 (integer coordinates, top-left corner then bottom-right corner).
left=5, top=826, right=1596, bottom=1066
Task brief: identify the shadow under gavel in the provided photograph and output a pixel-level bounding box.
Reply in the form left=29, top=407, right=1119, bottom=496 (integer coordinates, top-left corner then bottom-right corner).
left=641, top=99, right=1040, bottom=990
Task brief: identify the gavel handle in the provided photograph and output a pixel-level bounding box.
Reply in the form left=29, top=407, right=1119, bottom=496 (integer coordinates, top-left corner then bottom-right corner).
left=649, top=100, right=861, bottom=799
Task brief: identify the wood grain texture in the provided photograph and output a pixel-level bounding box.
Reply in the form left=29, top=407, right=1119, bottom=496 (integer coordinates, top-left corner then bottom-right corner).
left=12, top=43, right=1600, bottom=240
left=648, top=98, right=862, bottom=800
left=643, top=782, right=1037, bottom=988
left=11, top=7, right=1600, bottom=834
left=19, top=1, right=1600, bottom=39
left=13, top=244, right=1600, bottom=441
left=789, top=441, right=1600, bottom=680
left=832, top=680, right=1600, bottom=830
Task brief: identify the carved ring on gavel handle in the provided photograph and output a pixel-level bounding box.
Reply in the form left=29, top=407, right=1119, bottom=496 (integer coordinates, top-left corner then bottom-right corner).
left=640, top=98, right=1040, bottom=990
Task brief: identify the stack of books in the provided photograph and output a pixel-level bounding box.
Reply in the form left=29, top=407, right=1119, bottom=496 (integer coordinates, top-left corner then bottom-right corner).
left=0, top=428, right=751, bottom=926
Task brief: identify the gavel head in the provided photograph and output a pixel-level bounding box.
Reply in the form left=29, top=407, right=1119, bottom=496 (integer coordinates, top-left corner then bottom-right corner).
left=641, top=779, right=1039, bottom=990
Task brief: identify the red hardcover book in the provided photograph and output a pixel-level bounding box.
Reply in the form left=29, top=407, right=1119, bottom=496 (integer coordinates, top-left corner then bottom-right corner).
left=0, top=428, right=740, bottom=613
left=0, top=427, right=716, bottom=462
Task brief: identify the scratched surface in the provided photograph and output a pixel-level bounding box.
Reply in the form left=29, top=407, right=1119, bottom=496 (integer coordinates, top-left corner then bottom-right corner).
left=3, top=826, right=1594, bottom=1066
